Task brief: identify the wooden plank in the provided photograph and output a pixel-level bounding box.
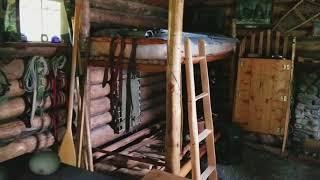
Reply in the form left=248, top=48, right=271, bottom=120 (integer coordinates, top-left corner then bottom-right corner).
left=266, top=30, right=271, bottom=56
left=233, top=59, right=251, bottom=126
left=165, top=0, right=184, bottom=175
left=275, top=32, right=281, bottom=55
left=234, top=58, right=292, bottom=135
left=184, top=38, right=201, bottom=180
left=239, top=37, right=247, bottom=58
left=250, top=32, right=256, bottom=53
left=258, top=31, right=264, bottom=56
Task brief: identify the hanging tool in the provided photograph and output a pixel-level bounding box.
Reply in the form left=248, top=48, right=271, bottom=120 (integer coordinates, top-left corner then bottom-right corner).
left=184, top=38, right=217, bottom=180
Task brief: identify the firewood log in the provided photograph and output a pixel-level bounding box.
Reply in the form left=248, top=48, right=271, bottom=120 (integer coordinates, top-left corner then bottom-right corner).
left=0, top=132, right=55, bottom=162
left=0, top=59, right=24, bottom=80
left=6, top=80, right=25, bottom=97
left=91, top=125, right=115, bottom=148
left=90, top=111, right=112, bottom=130
left=89, top=66, right=110, bottom=84
left=90, top=83, right=110, bottom=99
left=0, top=114, right=52, bottom=140
left=90, top=97, right=111, bottom=116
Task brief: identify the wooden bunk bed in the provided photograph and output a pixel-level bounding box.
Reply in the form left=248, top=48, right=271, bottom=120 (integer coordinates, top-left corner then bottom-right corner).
left=88, top=32, right=237, bottom=72
left=84, top=31, right=238, bottom=178
left=68, top=0, right=239, bottom=178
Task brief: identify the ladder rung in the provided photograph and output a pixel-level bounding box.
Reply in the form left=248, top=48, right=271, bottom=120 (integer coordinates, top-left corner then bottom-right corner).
left=201, top=166, right=216, bottom=180
left=199, top=129, right=212, bottom=142
left=192, top=56, right=206, bottom=63
left=183, top=56, right=206, bottom=64
left=195, top=92, right=208, bottom=101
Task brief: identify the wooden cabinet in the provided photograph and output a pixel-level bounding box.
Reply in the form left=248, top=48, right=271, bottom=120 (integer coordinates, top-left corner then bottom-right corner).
left=233, top=58, right=293, bottom=135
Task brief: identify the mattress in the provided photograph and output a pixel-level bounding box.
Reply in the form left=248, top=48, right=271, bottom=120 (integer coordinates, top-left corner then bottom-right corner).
left=89, top=30, right=238, bottom=64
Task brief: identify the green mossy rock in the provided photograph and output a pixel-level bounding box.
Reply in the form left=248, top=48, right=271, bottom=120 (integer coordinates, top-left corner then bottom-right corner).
left=29, top=151, right=60, bottom=176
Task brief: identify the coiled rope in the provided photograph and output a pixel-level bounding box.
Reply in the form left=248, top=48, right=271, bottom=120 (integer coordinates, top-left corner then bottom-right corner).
left=23, top=56, right=49, bottom=122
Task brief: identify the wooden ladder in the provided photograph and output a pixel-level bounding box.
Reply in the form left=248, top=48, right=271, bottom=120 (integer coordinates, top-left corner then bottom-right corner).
left=184, top=38, right=217, bottom=180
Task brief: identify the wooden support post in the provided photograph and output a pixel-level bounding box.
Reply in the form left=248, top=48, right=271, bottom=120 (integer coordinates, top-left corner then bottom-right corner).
left=258, top=31, right=264, bottom=56
left=165, top=0, right=184, bottom=175
left=266, top=30, right=271, bottom=57
left=282, top=37, right=296, bottom=153
left=283, top=36, right=289, bottom=58
left=250, top=32, right=256, bottom=54
left=231, top=19, right=237, bottom=38
left=275, top=31, right=281, bottom=55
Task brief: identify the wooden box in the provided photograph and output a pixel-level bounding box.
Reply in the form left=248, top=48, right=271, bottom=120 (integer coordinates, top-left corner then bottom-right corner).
left=233, top=58, right=293, bottom=135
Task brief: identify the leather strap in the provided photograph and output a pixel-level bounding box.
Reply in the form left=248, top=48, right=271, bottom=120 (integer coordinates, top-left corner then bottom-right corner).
left=102, top=37, right=117, bottom=87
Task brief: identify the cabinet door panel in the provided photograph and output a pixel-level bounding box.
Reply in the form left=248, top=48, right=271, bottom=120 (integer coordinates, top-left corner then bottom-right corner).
left=234, top=58, right=292, bottom=135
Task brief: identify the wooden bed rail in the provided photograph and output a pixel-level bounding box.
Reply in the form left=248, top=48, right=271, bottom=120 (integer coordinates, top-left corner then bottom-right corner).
left=239, top=30, right=294, bottom=59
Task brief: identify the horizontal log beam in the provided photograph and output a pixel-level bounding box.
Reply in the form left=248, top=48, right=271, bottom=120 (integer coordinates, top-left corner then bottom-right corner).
left=0, top=132, right=55, bottom=162
left=90, top=0, right=167, bottom=18
left=0, top=114, right=52, bottom=140
left=90, top=8, right=167, bottom=28
left=0, top=43, right=70, bottom=59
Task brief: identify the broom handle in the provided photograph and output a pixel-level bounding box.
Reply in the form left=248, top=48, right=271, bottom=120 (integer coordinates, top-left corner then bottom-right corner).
left=67, top=0, right=81, bottom=130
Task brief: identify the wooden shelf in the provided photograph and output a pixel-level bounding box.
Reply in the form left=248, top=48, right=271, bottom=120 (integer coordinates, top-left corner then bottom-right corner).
left=0, top=42, right=71, bottom=59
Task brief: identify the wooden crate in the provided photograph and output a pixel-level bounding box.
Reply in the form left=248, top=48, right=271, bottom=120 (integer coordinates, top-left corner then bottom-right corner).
left=233, top=58, right=292, bottom=135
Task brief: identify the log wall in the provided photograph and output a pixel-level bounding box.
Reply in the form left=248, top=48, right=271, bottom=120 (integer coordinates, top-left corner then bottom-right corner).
left=88, top=66, right=166, bottom=148
left=88, top=0, right=168, bottom=30
left=0, top=56, right=68, bottom=162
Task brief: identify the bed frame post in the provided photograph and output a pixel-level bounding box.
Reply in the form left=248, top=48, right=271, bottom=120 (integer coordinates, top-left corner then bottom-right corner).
left=165, top=0, right=184, bottom=175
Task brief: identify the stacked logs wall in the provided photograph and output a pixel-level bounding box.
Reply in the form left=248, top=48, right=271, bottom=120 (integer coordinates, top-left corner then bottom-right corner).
left=88, top=67, right=166, bottom=148
left=0, top=58, right=67, bottom=162
left=293, top=68, right=320, bottom=157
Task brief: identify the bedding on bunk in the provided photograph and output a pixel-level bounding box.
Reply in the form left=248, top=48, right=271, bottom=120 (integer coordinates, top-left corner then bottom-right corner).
left=90, top=29, right=238, bottom=64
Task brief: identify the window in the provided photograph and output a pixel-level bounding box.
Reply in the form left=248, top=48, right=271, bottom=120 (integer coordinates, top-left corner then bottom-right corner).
left=20, top=0, right=68, bottom=42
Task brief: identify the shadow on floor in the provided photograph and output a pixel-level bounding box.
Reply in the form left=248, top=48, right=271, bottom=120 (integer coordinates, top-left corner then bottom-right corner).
left=217, top=146, right=320, bottom=180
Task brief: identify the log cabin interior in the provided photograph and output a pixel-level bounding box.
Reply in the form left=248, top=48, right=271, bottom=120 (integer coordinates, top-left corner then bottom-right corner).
left=1, top=0, right=320, bottom=179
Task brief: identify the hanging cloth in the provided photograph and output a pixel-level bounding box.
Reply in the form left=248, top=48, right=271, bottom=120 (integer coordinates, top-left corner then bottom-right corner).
left=126, top=39, right=140, bottom=131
